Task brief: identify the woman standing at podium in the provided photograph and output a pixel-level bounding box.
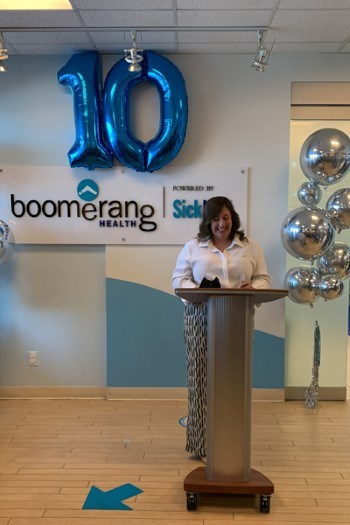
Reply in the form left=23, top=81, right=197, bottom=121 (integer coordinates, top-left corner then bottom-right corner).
left=172, top=196, right=270, bottom=461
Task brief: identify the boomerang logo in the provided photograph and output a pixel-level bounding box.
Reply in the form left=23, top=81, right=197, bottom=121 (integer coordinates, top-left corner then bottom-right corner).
left=77, top=179, right=99, bottom=202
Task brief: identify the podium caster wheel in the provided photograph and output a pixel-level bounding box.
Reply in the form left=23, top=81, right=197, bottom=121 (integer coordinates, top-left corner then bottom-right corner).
left=186, top=492, right=198, bottom=511
left=259, top=495, right=271, bottom=513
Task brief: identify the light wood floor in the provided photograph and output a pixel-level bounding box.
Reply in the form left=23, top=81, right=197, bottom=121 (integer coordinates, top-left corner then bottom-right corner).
left=1, top=398, right=350, bottom=524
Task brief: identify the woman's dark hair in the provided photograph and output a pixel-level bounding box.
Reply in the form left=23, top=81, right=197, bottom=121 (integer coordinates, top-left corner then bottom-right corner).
left=197, top=196, right=246, bottom=242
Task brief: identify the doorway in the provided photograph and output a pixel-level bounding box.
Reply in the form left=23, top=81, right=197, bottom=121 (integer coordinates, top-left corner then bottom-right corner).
left=287, top=82, right=350, bottom=400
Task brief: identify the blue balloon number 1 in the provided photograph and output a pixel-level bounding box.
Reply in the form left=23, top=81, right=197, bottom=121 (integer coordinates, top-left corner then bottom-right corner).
left=58, top=51, right=188, bottom=172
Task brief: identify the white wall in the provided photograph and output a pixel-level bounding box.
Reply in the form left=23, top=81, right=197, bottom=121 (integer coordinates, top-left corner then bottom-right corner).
left=0, top=245, right=106, bottom=386
left=2, top=52, right=350, bottom=387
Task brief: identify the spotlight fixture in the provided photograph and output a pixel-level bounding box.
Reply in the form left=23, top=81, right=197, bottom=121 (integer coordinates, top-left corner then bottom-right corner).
left=0, top=31, right=8, bottom=71
left=124, top=30, right=143, bottom=72
left=0, top=32, right=8, bottom=59
left=251, top=30, right=271, bottom=72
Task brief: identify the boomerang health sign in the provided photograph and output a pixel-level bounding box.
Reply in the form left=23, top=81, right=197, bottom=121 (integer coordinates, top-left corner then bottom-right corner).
left=0, top=166, right=248, bottom=245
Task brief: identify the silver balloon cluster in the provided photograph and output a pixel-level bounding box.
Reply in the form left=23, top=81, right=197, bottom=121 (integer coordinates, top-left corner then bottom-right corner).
left=281, top=128, right=350, bottom=304
left=0, top=220, right=14, bottom=266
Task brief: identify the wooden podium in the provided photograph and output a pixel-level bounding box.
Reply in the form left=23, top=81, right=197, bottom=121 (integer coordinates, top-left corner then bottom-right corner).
left=175, top=288, right=287, bottom=513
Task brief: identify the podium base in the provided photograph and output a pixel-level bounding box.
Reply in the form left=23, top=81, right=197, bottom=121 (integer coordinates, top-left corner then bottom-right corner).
left=184, top=467, right=274, bottom=513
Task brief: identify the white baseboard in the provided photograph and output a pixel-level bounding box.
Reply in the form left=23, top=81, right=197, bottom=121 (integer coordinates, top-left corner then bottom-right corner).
left=252, top=388, right=285, bottom=402
left=285, top=386, right=346, bottom=401
left=106, top=387, right=187, bottom=400
left=0, top=386, right=285, bottom=402
left=2, top=386, right=346, bottom=402
left=0, top=386, right=106, bottom=399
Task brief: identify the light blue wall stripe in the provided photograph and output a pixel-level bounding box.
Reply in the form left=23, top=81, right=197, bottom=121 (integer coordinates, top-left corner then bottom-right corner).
left=106, top=278, right=284, bottom=388
left=252, top=331, right=284, bottom=389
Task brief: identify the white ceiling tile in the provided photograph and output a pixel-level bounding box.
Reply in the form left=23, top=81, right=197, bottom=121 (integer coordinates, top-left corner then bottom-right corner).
left=89, top=31, right=175, bottom=44
left=178, top=31, right=256, bottom=43
left=177, top=10, right=272, bottom=26
left=177, top=0, right=277, bottom=8
left=91, top=44, right=126, bottom=53
left=0, top=10, right=82, bottom=27
left=141, top=42, right=177, bottom=51
left=271, top=10, right=350, bottom=42
left=74, top=0, right=173, bottom=8
left=89, top=44, right=124, bottom=55
left=95, top=42, right=176, bottom=53
left=2, top=3, right=350, bottom=57
left=279, top=0, right=350, bottom=8
left=88, top=31, right=127, bottom=44
left=265, top=28, right=279, bottom=43
left=10, top=43, right=94, bottom=55
left=273, top=42, right=341, bottom=52
left=79, top=9, right=174, bottom=27
left=178, top=42, right=257, bottom=52
left=137, top=31, right=176, bottom=44
left=5, top=31, right=91, bottom=44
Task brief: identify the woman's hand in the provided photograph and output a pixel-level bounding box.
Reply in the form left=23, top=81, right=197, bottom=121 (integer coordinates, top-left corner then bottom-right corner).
left=239, top=281, right=255, bottom=290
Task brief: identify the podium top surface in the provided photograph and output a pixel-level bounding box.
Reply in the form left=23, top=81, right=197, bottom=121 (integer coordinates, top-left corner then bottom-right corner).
left=175, top=288, right=288, bottom=304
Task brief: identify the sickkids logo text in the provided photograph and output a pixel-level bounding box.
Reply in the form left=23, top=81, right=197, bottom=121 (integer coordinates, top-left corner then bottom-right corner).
left=10, top=179, right=158, bottom=233
left=172, top=199, right=207, bottom=219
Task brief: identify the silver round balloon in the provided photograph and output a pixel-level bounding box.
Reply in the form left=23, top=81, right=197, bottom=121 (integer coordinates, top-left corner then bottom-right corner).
left=300, top=128, right=350, bottom=186
left=0, top=220, right=9, bottom=238
left=317, top=242, right=350, bottom=279
left=297, top=181, right=322, bottom=206
left=318, top=275, right=344, bottom=300
left=281, top=206, right=335, bottom=260
left=284, top=266, right=320, bottom=305
left=326, top=187, right=350, bottom=232
left=0, top=239, right=12, bottom=266
left=0, top=220, right=14, bottom=266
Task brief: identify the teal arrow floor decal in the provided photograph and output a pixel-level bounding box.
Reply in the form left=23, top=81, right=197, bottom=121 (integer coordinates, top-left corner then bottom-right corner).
left=179, top=415, right=188, bottom=427
left=83, top=483, right=143, bottom=510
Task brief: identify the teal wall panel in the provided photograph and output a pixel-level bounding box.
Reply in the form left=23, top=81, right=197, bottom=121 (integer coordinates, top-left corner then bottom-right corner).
left=252, top=331, right=285, bottom=389
left=107, top=278, right=187, bottom=387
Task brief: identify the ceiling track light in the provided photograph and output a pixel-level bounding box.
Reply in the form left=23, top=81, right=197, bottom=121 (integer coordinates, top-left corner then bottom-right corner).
left=0, top=31, right=8, bottom=71
left=0, top=25, right=267, bottom=33
left=0, top=32, right=8, bottom=59
left=251, top=29, right=272, bottom=72
left=124, top=30, right=143, bottom=72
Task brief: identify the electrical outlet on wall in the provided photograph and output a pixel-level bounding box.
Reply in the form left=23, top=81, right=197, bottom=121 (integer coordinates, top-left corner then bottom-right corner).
left=27, top=351, right=38, bottom=366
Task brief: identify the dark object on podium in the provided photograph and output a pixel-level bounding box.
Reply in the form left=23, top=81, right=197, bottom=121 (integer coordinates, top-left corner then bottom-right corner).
left=199, top=277, right=221, bottom=288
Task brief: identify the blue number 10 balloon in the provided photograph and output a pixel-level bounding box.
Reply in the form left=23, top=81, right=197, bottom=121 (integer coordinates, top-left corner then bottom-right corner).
left=58, top=50, right=188, bottom=172
left=57, top=52, right=113, bottom=170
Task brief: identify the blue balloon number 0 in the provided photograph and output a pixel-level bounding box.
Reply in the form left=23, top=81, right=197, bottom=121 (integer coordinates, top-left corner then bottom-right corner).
left=58, top=51, right=188, bottom=172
